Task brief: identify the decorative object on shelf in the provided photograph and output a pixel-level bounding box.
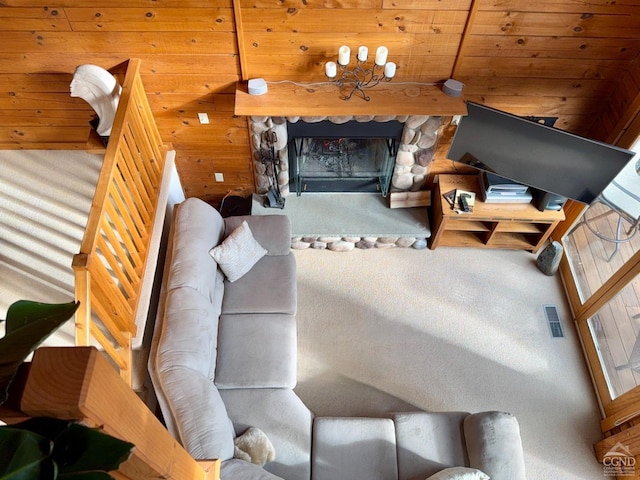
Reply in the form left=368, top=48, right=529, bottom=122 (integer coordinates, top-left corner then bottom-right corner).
left=325, top=45, right=396, bottom=101
left=442, top=78, right=464, bottom=97
left=248, top=78, right=268, bottom=96
left=70, top=64, right=121, bottom=140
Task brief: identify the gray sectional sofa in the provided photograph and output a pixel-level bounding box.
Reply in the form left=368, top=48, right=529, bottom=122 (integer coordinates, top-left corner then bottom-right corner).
left=148, top=197, right=527, bottom=480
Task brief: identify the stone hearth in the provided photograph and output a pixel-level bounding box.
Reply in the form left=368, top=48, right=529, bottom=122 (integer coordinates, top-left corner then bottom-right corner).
left=250, top=193, right=431, bottom=252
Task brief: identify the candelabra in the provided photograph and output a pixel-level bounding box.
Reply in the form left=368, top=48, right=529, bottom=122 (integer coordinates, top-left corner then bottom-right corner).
left=325, top=45, right=396, bottom=101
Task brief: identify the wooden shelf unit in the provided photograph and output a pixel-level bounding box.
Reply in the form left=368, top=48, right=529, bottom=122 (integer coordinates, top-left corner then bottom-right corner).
left=429, top=175, right=565, bottom=252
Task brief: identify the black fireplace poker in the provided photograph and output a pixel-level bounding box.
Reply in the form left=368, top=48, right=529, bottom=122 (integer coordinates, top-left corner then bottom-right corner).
left=261, top=131, right=285, bottom=209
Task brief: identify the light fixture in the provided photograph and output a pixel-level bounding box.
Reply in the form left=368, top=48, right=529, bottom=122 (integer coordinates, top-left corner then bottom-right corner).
left=325, top=45, right=396, bottom=101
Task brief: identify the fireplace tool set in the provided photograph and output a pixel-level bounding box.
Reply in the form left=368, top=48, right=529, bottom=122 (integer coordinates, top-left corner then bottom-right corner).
left=261, top=131, right=285, bottom=209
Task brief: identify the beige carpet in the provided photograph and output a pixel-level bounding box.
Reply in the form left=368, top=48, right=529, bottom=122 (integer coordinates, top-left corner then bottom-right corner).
left=293, top=246, right=604, bottom=480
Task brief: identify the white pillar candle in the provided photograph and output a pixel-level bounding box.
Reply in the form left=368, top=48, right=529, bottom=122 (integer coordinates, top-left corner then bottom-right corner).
left=375, top=46, right=388, bottom=66
left=357, top=46, right=368, bottom=62
left=325, top=61, right=337, bottom=78
left=384, top=61, right=396, bottom=78
left=338, top=45, right=350, bottom=66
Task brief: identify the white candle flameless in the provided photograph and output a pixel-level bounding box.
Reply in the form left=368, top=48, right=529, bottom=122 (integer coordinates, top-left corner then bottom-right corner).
left=375, top=46, right=388, bottom=66
left=384, top=62, right=396, bottom=78
left=338, top=45, right=350, bottom=66
left=357, top=46, right=368, bottom=62
left=325, top=61, right=337, bottom=78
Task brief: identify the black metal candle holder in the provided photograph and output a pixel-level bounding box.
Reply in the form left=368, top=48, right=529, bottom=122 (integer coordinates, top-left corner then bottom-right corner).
left=327, top=60, right=393, bottom=101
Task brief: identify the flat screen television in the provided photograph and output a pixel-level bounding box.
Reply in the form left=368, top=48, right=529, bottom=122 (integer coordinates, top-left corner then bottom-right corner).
left=447, top=102, right=635, bottom=205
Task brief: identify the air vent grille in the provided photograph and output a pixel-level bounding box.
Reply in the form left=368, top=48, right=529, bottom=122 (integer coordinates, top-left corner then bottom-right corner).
left=544, top=305, right=564, bottom=338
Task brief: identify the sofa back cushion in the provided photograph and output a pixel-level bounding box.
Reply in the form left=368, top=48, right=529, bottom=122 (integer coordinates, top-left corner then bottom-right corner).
left=156, top=286, right=220, bottom=379
left=393, top=412, right=470, bottom=480
left=167, top=197, right=226, bottom=303
left=463, top=411, right=526, bottom=480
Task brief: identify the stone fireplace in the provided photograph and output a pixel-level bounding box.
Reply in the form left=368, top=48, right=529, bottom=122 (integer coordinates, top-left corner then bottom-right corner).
left=250, top=115, right=444, bottom=197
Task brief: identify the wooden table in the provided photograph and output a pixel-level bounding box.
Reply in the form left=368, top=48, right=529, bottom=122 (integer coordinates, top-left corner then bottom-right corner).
left=429, top=174, right=565, bottom=252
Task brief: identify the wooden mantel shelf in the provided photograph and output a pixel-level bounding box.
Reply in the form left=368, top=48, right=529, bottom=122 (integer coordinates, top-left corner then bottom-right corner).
left=234, top=81, right=467, bottom=117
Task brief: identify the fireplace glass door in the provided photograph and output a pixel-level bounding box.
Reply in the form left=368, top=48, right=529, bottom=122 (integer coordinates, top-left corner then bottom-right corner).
left=293, top=136, right=396, bottom=196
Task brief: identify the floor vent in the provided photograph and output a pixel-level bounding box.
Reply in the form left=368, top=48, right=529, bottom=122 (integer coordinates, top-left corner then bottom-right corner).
left=544, top=305, right=564, bottom=338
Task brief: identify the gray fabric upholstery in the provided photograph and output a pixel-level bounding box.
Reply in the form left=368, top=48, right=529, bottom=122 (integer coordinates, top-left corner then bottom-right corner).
left=160, top=366, right=235, bottom=461
left=222, top=255, right=297, bottom=315
left=221, top=388, right=314, bottom=480
left=225, top=214, right=293, bottom=256
left=221, top=459, right=286, bottom=480
left=393, top=412, right=470, bottom=480
left=312, top=417, right=399, bottom=480
left=215, top=313, right=297, bottom=389
left=166, top=198, right=226, bottom=302
left=156, top=287, right=221, bottom=380
left=463, top=411, right=526, bottom=480
left=149, top=197, right=527, bottom=480
left=148, top=197, right=299, bottom=469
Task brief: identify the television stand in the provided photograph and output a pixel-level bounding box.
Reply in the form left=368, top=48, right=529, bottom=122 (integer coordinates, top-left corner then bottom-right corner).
left=429, top=175, right=565, bottom=252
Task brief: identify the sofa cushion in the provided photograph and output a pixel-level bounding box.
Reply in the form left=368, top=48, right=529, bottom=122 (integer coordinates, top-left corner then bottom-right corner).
left=463, top=411, right=526, bottom=480
left=156, top=286, right=220, bottom=380
left=312, top=417, right=398, bottom=480
left=426, top=467, right=489, bottom=480
left=221, top=459, right=285, bottom=480
left=159, top=366, right=235, bottom=461
left=210, top=220, right=267, bottom=282
left=225, top=214, right=292, bottom=256
left=215, top=313, right=297, bottom=389
left=393, top=411, right=470, bottom=480
left=222, top=254, right=297, bottom=315
left=220, top=388, right=314, bottom=480
left=167, top=197, right=226, bottom=303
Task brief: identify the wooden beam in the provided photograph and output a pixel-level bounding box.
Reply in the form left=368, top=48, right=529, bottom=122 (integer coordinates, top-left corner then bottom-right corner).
left=595, top=422, right=640, bottom=462
left=18, top=347, right=219, bottom=480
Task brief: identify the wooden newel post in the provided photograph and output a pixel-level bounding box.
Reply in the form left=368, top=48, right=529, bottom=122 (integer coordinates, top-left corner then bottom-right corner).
left=16, top=346, right=220, bottom=480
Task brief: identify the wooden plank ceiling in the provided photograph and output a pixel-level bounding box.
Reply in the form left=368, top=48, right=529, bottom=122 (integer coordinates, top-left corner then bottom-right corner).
left=0, top=0, right=638, bottom=205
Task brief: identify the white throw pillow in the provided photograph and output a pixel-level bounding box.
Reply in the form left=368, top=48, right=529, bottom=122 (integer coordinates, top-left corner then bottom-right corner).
left=426, top=467, right=490, bottom=480
left=209, top=221, right=267, bottom=282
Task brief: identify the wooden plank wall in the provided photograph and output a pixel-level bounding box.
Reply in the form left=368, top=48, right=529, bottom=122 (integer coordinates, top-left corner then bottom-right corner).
left=0, top=0, right=639, bottom=204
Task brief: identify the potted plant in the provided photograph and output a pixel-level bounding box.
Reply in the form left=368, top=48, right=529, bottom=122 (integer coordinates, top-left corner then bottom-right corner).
left=0, top=300, right=134, bottom=479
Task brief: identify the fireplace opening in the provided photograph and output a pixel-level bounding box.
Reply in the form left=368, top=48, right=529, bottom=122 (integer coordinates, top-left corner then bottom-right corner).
left=287, top=120, right=404, bottom=196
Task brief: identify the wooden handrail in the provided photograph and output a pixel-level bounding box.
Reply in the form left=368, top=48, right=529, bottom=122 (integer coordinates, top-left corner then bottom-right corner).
left=72, top=59, right=169, bottom=386
left=10, top=347, right=220, bottom=480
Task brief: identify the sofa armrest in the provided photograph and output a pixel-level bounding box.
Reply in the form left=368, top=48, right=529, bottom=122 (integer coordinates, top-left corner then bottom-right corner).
left=224, top=215, right=291, bottom=256
left=160, top=367, right=236, bottom=462
left=221, top=459, right=285, bottom=479
left=463, top=411, right=526, bottom=480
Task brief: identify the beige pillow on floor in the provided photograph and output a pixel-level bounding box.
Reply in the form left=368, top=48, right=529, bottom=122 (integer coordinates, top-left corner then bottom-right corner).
left=209, top=221, right=267, bottom=282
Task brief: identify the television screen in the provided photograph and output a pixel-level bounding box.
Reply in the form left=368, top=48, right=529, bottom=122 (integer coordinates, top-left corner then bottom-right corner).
left=447, top=102, right=635, bottom=204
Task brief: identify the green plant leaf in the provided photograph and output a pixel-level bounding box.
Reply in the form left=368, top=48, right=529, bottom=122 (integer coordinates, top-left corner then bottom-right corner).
left=0, top=300, right=80, bottom=405
left=9, top=418, right=70, bottom=444
left=53, top=423, right=134, bottom=475
left=0, top=427, right=55, bottom=480
left=59, top=473, right=113, bottom=480
left=4, top=418, right=133, bottom=480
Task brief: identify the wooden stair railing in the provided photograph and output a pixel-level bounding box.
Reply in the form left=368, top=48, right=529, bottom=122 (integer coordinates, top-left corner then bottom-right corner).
left=72, top=59, right=169, bottom=386
left=1, top=347, right=220, bottom=480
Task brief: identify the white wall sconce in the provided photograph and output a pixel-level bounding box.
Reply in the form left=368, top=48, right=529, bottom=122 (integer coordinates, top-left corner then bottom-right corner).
left=325, top=45, right=396, bottom=101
